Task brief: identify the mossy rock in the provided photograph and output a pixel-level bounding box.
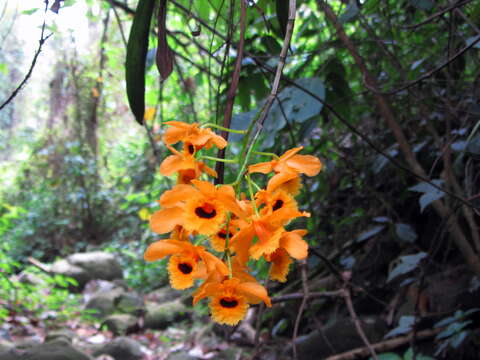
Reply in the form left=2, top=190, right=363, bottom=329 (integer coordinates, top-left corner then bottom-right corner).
left=93, top=337, right=143, bottom=360
left=85, top=287, right=125, bottom=319
left=0, top=339, right=92, bottom=360
left=101, top=314, right=138, bottom=336
left=144, top=300, right=191, bottom=330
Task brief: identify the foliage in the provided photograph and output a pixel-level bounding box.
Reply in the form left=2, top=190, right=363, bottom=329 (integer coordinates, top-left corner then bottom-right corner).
left=0, top=242, right=86, bottom=326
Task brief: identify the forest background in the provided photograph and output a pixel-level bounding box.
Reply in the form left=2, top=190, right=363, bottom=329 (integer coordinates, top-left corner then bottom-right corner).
left=1, top=0, right=480, bottom=359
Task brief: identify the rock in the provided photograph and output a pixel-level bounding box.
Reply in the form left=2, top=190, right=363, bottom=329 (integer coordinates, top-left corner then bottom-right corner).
left=147, top=286, right=183, bottom=304
left=0, top=339, right=92, bottom=360
left=51, top=252, right=123, bottom=290
left=293, top=317, right=388, bottom=360
left=68, top=252, right=123, bottom=281
left=0, top=339, right=14, bottom=354
left=93, top=337, right=143, bottom=360
left=85, top=287, right=126, bottom=319
left=45, top=329, right=76, bottom=344
left=114, top=292, right=145, bottom=316
left=101, top=314, right=138, bottom=336
left=167, top=353, right=196, bottom=360
left=50, top=259, right=91, bottom=290
left=144, top=300, right=191, bottom=330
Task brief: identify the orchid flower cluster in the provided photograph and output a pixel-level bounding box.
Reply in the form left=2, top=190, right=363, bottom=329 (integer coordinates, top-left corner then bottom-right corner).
left=144, top=121, right=322, bottom=325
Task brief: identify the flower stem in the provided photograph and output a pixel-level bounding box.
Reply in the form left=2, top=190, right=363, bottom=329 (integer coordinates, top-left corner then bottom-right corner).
left=200, top=155, right=238, bottom=163
left=201, top=123, right=247, bottom=134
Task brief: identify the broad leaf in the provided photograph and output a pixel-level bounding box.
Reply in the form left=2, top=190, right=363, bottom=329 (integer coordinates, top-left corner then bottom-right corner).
left=385, top=316, right=415, bottom=338
left=356, top=225, right=385, bottom=243
left=409, top=180, right=445, bottom=212
left=395, top=223, right=417, bottom=243
left=387, top=252, right=427, bottom=282
left=126, top=0, right=156, bottom=125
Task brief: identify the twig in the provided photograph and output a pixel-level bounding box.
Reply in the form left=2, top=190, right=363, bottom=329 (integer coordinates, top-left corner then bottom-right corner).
left=27, top=257, right=52, bottom=273
left=342, top=286, right=378, bottom=360
left=325, top=327, right=442, bottom=360
left=0, top=1, right=53, bottom=111
left=271, top=290, right=343, bottom=304
left=363, top=36, right=480, bottom=96
left=214, top=0, right=247, bottom=185
left=402, top=0, right=472, bottom=29
left=292, top=259, right=310, bottom=360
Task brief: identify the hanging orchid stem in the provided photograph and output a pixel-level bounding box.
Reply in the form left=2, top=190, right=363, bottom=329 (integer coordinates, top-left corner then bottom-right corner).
left=200, top=155, right=238, bottom=163
left=253, top=151, right=279, bottom=159
left=246, top=173, right=259, bottom=215
left=222, top=213, right=233, bottom=279
left=201, top=123, right=247, bottom=134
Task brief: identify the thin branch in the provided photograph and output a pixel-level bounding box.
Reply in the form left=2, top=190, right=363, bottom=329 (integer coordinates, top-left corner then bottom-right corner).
left=214, top=0, right=247, bottom=185
left=292, top=259, right=310, bottom=360
left=402, top=0, right=472, bottom=29
left=363, top=36, right=480, bottom=96
left=271, top=290, right=343, bottom=304
left=342, top=287, right=378, bottom=360
left=0, top=1, right=53, bottom=111
left=325, top=328, right=442, bottom=360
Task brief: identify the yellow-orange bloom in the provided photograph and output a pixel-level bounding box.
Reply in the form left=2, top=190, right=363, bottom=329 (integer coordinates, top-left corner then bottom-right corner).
left=265, top=229, right=308, bottom=282
left=193, top=277, right=271, bottom=325
left=248, top=147, right=322, bottom=194
left=150, top=180, right=245, bottom=236
left=162, top=121, right=227, bottom=150
left=144, top=239, right=228, bottom=289
left=231, top=207, right=309, bottom=264
left=159, top=144, right=217, bottom=182
left=256, top=189, right=298, bottom=216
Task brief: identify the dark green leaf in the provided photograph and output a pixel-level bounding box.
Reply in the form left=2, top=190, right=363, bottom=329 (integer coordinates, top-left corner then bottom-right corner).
left=339, top=0, right=360, bottom=24
left=385, top=316, right=415, bottom=338
left=387, top=252, right=427, bottom=282
left=356, top=225, right=385, bottom=243
left=408, top=0, right=434, bottom=11
left=125, top=0, right=156, bottom=125
left=395, top=223, right=418, bottom=243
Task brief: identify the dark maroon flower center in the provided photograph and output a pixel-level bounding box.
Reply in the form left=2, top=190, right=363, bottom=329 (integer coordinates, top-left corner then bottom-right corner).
left=178, top=262, right=193, bottom=274
left=195, top=203, right=217, bottom=219
left=218, top=230, right=233, bottom=239
left=220, top=298, right=238, bottom=308
left=272, top=199, right=284, bottom=211
left=188, top=144, right=195, bottom=154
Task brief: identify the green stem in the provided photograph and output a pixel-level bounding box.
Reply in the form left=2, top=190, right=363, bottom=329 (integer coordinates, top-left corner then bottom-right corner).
left=246, top=173, right=259, bottom=215
left=200, top=155, right=238, bottom=163
left=253, top=151, right=279, bottom=159
left=201, top=123, right=247, bottom=134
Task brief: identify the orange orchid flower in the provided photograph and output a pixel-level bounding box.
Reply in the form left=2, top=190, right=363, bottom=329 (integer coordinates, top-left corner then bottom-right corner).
left=162, top=121, right=227, bottom=150
left=230, top=206, right=310, bottom=264
left=193, top=276, right=271, bottom=325
left=159, top=144, right=217, bottom=183
left=255, top=189, right=299, bottom=216
left=248, top=146, right=322, bottom=194
left=149, top=180, right=245, bottom=236
left=144, top=239, right=228, bottom=290
left=265, top=229, right=308, bottom=282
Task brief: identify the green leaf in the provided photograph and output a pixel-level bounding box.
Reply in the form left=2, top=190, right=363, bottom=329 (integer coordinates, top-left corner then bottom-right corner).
left=22, top=8, right=40, bottom=15
left=387, top=252, right=427, bottom=282
left=125, top=0, right=156, bottom=125
left=356, top=225, right=385, bottom=243
left=370, top=353, right=402, bottom=360
left=339, top=0, right=360, bottom=24
left=409, top=180, right=445, bottom=212
left=408, top=0, right=434, bottom=11
left=395, top=223, right=417, bottom=243
left=385, top=316, right=415, bottom=338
